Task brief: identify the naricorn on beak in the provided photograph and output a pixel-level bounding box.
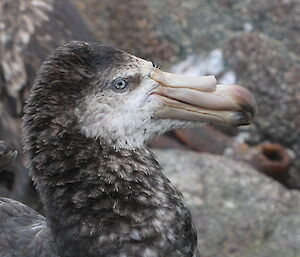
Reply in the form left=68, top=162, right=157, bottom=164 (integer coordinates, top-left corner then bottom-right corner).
left=150, top=69, right=257, bottom=126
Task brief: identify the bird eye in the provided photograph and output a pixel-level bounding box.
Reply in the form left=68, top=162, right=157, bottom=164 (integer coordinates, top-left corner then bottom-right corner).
left=151, top=61, right=160, bottom=69
left=112, top=78, right=128, bottom=90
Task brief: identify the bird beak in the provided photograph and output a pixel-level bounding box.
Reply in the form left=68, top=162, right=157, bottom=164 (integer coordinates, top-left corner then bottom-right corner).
left=150, top=69, right=257, bottom=126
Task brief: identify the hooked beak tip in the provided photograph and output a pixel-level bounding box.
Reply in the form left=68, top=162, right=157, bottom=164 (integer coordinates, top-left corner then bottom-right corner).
left=241, top=103, right=256, bottom=119
left=231, top=111, right=253, bottom=126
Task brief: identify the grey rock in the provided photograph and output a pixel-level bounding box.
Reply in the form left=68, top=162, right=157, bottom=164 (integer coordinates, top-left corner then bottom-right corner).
left=154, top=149, right=300, bottom=257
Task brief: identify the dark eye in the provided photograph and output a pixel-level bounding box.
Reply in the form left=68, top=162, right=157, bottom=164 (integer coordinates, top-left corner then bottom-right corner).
left=151, top=61, right=160, bottom=69
left=112, top=78, right=128, bottom=90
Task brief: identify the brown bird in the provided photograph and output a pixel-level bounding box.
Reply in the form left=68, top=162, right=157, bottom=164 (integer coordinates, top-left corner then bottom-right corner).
left=0, top=41, right=256, bottom=257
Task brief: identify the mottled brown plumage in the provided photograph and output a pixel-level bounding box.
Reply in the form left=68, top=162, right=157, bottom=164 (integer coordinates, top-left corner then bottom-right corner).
left=0, top=33, right=258, bottom=255
left=0, top=41, right=200, bottom=257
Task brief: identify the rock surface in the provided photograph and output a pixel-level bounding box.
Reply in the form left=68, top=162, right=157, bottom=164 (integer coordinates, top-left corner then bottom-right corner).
left=155, top=149, right=300, bottom=257
left=73, top=0, right=300, bottom=189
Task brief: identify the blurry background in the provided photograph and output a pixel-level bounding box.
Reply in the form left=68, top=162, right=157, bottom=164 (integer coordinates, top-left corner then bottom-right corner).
left=0, top=0, right=300, bottom=256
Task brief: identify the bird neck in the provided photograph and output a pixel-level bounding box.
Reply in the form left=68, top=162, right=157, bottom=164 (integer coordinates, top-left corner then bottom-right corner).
left=34, top=134, right=182, bottom=257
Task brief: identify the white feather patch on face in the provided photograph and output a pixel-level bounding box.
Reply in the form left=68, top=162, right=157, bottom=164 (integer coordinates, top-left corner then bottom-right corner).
left=76, top=78, right=161, bottom=149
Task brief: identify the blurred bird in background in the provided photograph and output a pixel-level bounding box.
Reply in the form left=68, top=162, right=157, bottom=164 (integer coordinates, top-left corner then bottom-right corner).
left=0, top=0, right=94, bottom=206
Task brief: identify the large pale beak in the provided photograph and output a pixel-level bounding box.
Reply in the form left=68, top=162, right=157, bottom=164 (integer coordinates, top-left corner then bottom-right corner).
left=150, top=69, right=257, bottom=126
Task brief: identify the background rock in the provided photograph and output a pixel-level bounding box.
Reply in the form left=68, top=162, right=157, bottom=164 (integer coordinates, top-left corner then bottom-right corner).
left=155, top=149, right=300, bottom=257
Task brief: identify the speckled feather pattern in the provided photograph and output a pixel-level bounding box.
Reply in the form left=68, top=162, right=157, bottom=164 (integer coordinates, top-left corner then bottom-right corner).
left=1, top=42, right=199, bottom=257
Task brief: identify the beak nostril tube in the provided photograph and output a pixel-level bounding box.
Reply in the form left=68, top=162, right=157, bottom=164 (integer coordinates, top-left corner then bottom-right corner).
left=150, top=69, right=217, bottom=91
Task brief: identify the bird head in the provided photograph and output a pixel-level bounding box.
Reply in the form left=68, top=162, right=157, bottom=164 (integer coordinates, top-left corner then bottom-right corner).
left=26, top=41, right=256, bottom=149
